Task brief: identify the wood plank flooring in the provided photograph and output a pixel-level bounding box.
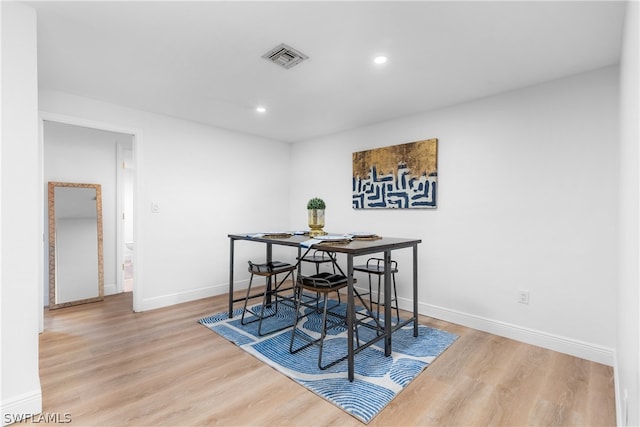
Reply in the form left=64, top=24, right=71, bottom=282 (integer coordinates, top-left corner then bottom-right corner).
left=31, top=292, right=616, bottom=426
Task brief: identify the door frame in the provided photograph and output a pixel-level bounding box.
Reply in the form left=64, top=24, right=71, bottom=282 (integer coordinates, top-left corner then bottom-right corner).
left=116, top=142, right=134, bottom=293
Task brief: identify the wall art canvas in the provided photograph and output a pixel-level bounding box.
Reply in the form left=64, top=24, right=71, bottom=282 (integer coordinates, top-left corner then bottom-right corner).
left=352, top=138, right=438, bottom=209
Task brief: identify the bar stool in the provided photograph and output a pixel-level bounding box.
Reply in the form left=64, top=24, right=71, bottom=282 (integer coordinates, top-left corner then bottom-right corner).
left=298, top=250, right=337, bottom=274
left=241, top=260, right=296, bottom=336
left=289, top=272, right=358, bottom=370
left=298, top=249, right=340, bottom=306
left=353, top=257, right=400, bottom=322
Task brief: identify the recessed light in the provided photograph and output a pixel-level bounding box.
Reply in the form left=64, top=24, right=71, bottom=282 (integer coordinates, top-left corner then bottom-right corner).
left=374, top=56, right=388, bottom=65
left=256, top=106, right=267, bottom=113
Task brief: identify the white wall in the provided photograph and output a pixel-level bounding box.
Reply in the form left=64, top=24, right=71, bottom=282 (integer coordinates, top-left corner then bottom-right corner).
left=43, top=121, right=130, bottom=301
left=39, top=90, right=293, bottom=312
left=617, top=1, right=639, bottom=425
left=1, top=2, right=42, bottom=424
left=290, top=66, right=620, bottom=365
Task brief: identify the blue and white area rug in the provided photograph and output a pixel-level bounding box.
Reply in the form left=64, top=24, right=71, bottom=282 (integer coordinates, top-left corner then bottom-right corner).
left=199, top=300, right=457, bottom=424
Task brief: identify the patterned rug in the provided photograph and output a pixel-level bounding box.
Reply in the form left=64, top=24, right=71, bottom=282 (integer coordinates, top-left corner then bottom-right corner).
left=199, top=298, right=457, bottom=424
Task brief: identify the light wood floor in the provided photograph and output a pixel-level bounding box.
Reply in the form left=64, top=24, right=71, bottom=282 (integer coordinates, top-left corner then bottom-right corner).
left=33, top=291, right=616, bottom=426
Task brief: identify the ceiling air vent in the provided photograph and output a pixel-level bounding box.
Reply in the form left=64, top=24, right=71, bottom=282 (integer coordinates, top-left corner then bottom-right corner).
left=262, top=43, right=308, bottom=69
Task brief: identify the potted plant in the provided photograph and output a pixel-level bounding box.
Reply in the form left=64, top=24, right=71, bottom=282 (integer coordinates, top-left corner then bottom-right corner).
left=307, top=197, right=327, bottom=237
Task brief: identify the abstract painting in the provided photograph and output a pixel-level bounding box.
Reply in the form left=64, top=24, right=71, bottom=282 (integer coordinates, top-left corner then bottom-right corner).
left=352, top=138, right=438, bottom=209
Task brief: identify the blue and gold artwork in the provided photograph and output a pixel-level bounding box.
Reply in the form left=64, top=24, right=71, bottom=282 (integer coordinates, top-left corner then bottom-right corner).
left=353, top=138, right=438, bottom=209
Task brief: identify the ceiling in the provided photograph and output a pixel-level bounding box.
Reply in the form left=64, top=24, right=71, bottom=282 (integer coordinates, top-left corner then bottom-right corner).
left=28, top=1, right=626, bottom=143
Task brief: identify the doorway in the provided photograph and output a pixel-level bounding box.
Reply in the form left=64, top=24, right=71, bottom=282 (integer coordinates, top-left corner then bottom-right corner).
left=40, top=114, right=140, bottom=324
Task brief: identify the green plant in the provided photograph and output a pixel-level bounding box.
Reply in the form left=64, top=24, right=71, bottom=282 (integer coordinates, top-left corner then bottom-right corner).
left=307, top=197, right=326, bottom=210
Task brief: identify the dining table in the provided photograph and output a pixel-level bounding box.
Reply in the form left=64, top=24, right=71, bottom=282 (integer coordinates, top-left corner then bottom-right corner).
left=227, top=232, right=422, bottom=382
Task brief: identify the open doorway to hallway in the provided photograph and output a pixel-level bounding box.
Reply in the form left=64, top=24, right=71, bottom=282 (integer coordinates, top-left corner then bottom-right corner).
left=43, top=120, right=135, bottom=306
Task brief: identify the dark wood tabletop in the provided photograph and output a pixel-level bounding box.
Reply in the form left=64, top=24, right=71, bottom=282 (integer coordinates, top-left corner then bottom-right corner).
left=228, top=233, right=422, bottom=255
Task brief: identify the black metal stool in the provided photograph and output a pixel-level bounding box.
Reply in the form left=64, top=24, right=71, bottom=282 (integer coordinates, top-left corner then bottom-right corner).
left=298, top=250, right=340, bottom=306
left=298, top=250, right=337, bottom=274
left=241, top=260, right=296, bottom=336
left=289, top=272, right=358, bottom=370
left=353, top=257, right=400, bottom=322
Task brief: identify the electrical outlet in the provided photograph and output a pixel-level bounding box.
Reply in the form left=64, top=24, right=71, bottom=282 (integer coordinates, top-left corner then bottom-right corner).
left=517, top=290, right=530, bottom=304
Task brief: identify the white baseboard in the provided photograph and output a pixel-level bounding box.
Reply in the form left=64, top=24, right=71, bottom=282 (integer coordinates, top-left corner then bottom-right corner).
left=138, top=282, right=614, bottom=365
left=1, top=389, right=42, bottom=426
left=103, top=282, right=117, bottom=296
left=138, top=280, right=249, bottom=312
left=612, top=354, right=629, bottom=427
left=412, top=299, right=615, bottom=366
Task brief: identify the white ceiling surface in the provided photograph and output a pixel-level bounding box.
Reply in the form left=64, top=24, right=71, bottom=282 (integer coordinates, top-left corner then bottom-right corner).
left=30, top=1, right=625, bottom=143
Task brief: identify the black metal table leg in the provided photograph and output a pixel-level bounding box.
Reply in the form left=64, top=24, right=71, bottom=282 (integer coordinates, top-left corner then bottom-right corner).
left=413, top=244, right=418, bottom=337
left=265, top=243, right=273, bottom=305
left=347, top=254, right=354, bottom=382
left=384, top=249, right=392, bottom=356
left=228, top=237, right=235, bottom=318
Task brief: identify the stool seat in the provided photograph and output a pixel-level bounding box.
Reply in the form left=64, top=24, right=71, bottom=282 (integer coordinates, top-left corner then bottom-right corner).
left=250, top=261, right=296, bottom=275
left=298, top=272, right=350, bottom=289
left=301, top=254, right=332, bottom=263
left=353, top=264, right=399, bottom=274
left=298, top=250, right=337, bottom=275
left=241, top=260, right=296, bottom=336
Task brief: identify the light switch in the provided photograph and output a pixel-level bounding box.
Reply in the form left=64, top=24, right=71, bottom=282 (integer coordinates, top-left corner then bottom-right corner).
left=151, top=201, right=160, bottom=213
